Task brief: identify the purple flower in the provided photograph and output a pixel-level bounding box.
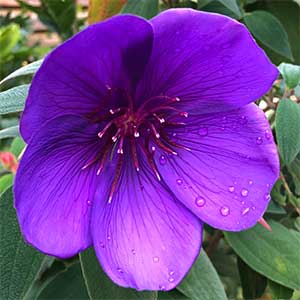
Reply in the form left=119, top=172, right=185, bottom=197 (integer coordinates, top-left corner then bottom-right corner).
left=14, top=9, right=279, bottom=291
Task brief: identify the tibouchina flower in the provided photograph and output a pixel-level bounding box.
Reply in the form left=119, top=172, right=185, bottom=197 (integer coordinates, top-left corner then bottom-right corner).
left=15, top=9, right=279, bottom=291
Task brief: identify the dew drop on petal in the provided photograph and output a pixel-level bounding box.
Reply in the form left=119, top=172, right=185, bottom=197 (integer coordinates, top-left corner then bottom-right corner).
left=159, top=285, right=166, bottom=291
left=153, top=256, right=159, bottom=263
left=168, top=277, right=175, bottom=283
left=248, top=180, right=253, bottom=185
left=256, top=137, right=263, bottom=145
left=198, top=127, right=208, bottom=136
left=242, top=207, right=250, bottom=215
left=169, top=270, right=175, bottom=276
left=107, top=236, right=111, bottom=241
left=176, top=179, right=183, bottom=185
left=131, top=249, right=136, bottom=255
left=239, top=116, right=247, bottom=124
left=264, top=193, right=271, bottom=201
left=220, top=206, right=230, bottom=216
left=99, top=242, right=105, bottom=248
left=117, top=267, right=123, bottom=274
left=228, top=186, right=235, bottom=193
left=241, top=188, right=249, bottom=197
left=87, top=200, right=92, bottom=206
left=195, top=196, right=205, bottom=207
left=265, top=130, right=271, bottom=140
left=159, top=155, right=166, bottom=165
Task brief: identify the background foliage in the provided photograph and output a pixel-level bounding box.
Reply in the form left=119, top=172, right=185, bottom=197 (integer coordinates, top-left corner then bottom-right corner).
left=0, top=0, right=300, bottom=299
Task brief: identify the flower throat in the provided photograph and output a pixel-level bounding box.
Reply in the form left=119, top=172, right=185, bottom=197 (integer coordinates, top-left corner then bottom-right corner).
left=82, top=86, right=190, bottom=203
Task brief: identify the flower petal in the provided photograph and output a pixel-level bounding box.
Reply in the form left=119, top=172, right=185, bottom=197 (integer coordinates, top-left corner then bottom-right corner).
left=155, top=104, right=279, bottom=231
left=14, top=115, right=102, bottom=258
left=136, top=9, right=278, bottom=113
left=91, top=150, right=202, bottom=291
left=21, top=15, right=153, bottom=143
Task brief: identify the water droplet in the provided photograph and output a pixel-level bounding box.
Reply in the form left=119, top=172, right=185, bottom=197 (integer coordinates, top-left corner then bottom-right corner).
left=87, top=200, right=92, bottom=206
left=239, top=116, right=247, bottom=124
left=242, top=207, right=250, bottom=215
left=107, top=236, right=111, bottom=241
left=241, top=188, right=249, bottom=197
left=265, top=130, right=271, bottom=140
left=159, top=155, right=166, bottom=165
left=117, top=267, right=123, bottom=274
left=252, top=206, right=256, bottom=210
left=198, top=127, right=208, bottom=136
left=168, top=277, right=175, bottom=283
left=99, top=242, right=105, bottom=248
left=256, top=137, right=263, bottom=145
left=131, top=249, right=136, bottom=255
left=176, top=179, right=183, bottom=185
left=220, top=206, right=230, bottom=216
left=195, top=196, right=205, bottom=207
left=169, top=270, right=175, bottom=276
left=248, top=180, right=253, bottom=185
left=264, top=193, right=271, bottom=201
left=159, top=285, right=166, bottom=291
left=228, top=186, right=235, bottom=193
left=153, top=256, right=159, bottom=263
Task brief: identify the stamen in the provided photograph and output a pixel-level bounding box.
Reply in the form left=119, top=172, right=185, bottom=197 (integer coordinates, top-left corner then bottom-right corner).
left=108, top=156, right=123, bottom=203
left=133, top=126, right=140, bottom=138
left=130, top=137, right=139, bottom=172
left=160, top=132, right=191, bottom=151
left=98, top=121, right=113, bottom=138
left=153, top=113, right=165, bottom=124
left=112, top=128, right=121, bottom=142
left=150, top=123, right=160, bottom=139
left=117, top=136, right=124, bottom=154
left=154, top=136, right=177, bottom=155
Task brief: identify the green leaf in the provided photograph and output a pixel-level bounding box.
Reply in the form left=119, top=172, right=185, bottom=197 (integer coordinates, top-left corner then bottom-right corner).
left=0, top=188, right=49, bottom=300
left=278, top=63, right=300, bottom=89
left=88, top=0, right=127, bottom=24
left=177, top=250, right=227, bottom=300
left=79, top=247, right=155, bottom=299
left=0, top=126, right=19, bottom=140
left=198, top=0, right=242, bottom=18
left=244, top=11, right=293, bottom=61
left=0, top=60, right=43, bottom=87
left=237, top=257, right=267, bottom=299
left=287, top=156, right=300, bottom=195
left=10, top=136, right=25, bottom=157
left=266, top=199, right=286, bottom=215
left=121, top=0, right=158, bottom=19
left=269, top=280, right=294, bottom=300
left=37, top=264, right=89, bottom=300
left=0, top=24, right=21, bottom=61
left=0, top=84, right=29, bottom=115
left=0, top=174, right=13, bottom=195
left=276, top=99, right=300, bottom=165
left=225, top=220, right=300, bottom=290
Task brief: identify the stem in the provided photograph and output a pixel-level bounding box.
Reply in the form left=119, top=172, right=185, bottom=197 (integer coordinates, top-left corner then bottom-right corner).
left=153, top=290, right=158, bottom=300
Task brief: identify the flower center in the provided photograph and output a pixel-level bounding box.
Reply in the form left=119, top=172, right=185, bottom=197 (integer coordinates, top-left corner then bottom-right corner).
left=83, top=87, right=190, bottom=203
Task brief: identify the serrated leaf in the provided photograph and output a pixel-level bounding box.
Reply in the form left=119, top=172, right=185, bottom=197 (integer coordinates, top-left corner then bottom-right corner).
left=177, top=250, right=227, bottom=300
left=244, top=11, right=293, bottom=61
left=0, top=85, right=29, bottom=115
left=79, top=247, right=155, bottom=299
left=0, top=60, right=43, bottom=87
left=121, top=0, right=158, bottom=19
left=278, top=63, right=300, bottom=89
left=37, top=264, right=89, bottom=300
left=276, top=99, right=300, bottom=165
left=0, top=188, right=50, bottom=300
left=88, top=0, right=127, bottom=24
left=225, top=220, right=300, bottom=290
left=0, top=126, right=19, bottom=139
